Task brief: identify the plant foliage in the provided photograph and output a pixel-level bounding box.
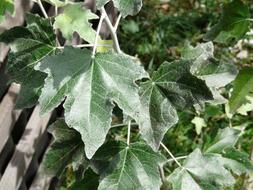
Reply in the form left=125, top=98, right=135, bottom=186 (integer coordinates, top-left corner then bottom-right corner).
left=0, top=0, right=252, bottom=189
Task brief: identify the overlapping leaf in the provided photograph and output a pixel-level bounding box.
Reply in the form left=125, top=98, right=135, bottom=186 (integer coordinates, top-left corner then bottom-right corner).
left=92, top=141, right=166, bottom=190
left=42, top=119, right=88, bottom=177
left=205, top=127, right=253, bottom=175
left=139, top=60, right=212, bottom=151
left=169, top=149, right=235, bottom=190
left=229, top=68, right=253, bottom=114
left=36, top=47, right=148, bottom=158
left=182, top=42, right=238, bottom=104
left=0, top=0, right=14, bottom=23
left=96, top=0, right=142, bottom=18
left=54, top=3, right=99, bottom=44
left=169, top=127, right=253, bottom=190
left=0, top=13, right=56, bottom=108
left=204, top=0, right=250, bottom=45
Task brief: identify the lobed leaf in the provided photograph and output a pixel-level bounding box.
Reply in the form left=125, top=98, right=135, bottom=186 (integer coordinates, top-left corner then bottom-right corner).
left=36, top=47, right=148, bottom=159
left=54, top=3, right=99, bottom=44
left=0, top=13, right=57, bottom=108
left=92, top=141, right=166, bottom=190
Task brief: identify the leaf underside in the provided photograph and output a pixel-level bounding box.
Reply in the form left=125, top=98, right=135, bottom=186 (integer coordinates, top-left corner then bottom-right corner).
left=54, top=3, right=99, bottom=44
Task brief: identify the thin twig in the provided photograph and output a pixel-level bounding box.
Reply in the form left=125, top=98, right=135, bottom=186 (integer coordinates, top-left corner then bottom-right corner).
left=114, top=14, right=122, bottom=32
left=164, top=156, right=187, bottom=165
left=127, top=120, right=131, bottom=146
left=92, top=13, right=105, bottom=57
left=37, top=0, right=48, bottom=18
left=160, top=142, right=183, bottom=168
left=101, top=7, right=122, bottom=54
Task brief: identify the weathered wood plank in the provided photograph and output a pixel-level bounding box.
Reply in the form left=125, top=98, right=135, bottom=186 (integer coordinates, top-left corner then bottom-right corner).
left=0, top=83, right=21, bottom=153
left=0, top=106, right=51, bottom=190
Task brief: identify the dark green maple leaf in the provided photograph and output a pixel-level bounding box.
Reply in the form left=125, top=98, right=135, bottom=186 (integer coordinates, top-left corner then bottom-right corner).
left=36, top=47, right=148, bottom=159
left=42, top=119, right=88, bottom=177
left=0, top=13, right=56, bottom=108
left=96, top=0, right=142, bottom=18
left=204, top=0, right=250, bottom=45
left=139, top=60, right=212, bottom=151
left=92, top=141, right=166, bottom=190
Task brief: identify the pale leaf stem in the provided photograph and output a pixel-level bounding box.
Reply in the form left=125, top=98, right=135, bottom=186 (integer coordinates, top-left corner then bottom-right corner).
left=160, top=142, right=183, bottom=168
left=114, top=14, right=122, bottom=32
left=101, top=7, right=121, bottom=54
left=92, top=13, right=105, bottom=57
left=127, top=120, right=131, bottom=146
left=37, top=0, right=48, bottom=18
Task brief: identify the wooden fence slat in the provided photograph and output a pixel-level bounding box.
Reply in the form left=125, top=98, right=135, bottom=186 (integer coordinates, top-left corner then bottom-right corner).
left=0, top=83, right=21, bottom=153
left=0, top=106, right=51, bottom=190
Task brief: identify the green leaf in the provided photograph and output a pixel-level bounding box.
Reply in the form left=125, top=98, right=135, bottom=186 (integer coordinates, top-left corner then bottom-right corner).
left=36, top=47, right=148, bottom=159
left=69, top=168, right=99, bottom=190
left=0, top=0, right=14, bottom=23
left=218, top=147, right=253, bottom=175
left=139, top=79, right=178, bottom=151
left=96, top=0, right=142, bottom=18
left=182, top=42, right=237, bottom=104
left=169, top=149, right=235, bottom=190
left=150, top=60, right=213, bottom=109
left=92, top=141, right=166, bottom=190
left=229, top=68, right=253, bottom=114
left=170, top=127, right=253, bottom=189
left=0, top=13, right=56, bottom=108
left=204, top=127, right=253, bottom=175
left=42, top=119, right=87, bottom=177
left=191, top=116, right=207, bottom=135
left=205, top=127, right=241, bottom=153
left=237, top=96, right=253, bottom=115
left=204, top=0, right=250, bottom=45
left=139, top=60, right=212, bottom=151
left=54, top=3, right=99, bottom=44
